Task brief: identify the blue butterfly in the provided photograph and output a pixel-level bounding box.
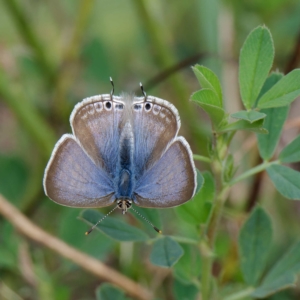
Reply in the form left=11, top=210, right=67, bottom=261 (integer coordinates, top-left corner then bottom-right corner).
left=43, top=83, right=197, bottom=232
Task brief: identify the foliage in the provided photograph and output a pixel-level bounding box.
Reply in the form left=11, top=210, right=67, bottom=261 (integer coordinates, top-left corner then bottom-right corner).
left=1, top=1, right=300, bottom=300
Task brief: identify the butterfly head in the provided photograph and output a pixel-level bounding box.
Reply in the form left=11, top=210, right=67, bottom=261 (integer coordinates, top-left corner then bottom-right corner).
left=117, top=199, right=132, bottom=215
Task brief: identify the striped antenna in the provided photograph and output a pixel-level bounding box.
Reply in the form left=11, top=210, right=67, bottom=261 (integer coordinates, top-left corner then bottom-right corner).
left=130, top=206, right=162, bottom=234
left=85, top=205, right=118, bottom=235
left=139, top=82, right=147, bottom=99
left=110, top=77, right=114, bottom=98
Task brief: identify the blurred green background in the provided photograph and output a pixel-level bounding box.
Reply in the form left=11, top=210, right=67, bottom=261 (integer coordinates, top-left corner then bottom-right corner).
left=1, top=0, right=300, bottom=299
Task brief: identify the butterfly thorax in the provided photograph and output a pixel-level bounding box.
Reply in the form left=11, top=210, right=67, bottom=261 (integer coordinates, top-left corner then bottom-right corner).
left=115, top=120, right=135, bottom=201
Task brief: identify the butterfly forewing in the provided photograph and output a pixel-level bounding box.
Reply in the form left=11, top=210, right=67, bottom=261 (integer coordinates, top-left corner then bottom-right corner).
left=71, top=95, right=125, bottom=177
left=132, top=96, right=180, bottom=178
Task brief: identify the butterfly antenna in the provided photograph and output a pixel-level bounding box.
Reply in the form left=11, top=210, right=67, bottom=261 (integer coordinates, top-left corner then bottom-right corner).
left=130, top=206, right=162, bottom=234
left=139, top=82, right=147, bottom=100
left=110, top=77, right=114, bottom=99
left=85, top=205, right=118, bottom=235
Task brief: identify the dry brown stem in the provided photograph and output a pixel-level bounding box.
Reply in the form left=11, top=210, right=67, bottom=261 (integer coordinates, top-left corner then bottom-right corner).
left=0, top=194, right=152, bottom=300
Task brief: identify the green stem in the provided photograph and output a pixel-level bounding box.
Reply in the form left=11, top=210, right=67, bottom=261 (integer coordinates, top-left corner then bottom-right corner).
left=132, top=0, right=188, bottom=101
left=228, top=160, right=280, bottom=186
left=206, top=187, right=230, bottom=247
left=201, top=186, right=230, bottom=300
left=193, top=154, right=212, bottom=163
left=170, top=236, right=199, bottom=245
left=147, top=235, right=198, bottom=245
left=199, top=239, right=214, bottom=300
left=0, top=69, right=56, bottom=157
left=226, top=130, right=236, bottom=148
left=53, top=0, right=95, bottom=119
left=201, top=128, right=233, bottom=300
left=223, top=287, right=254, bottom=300
left=64, top=0, right=95, bottom=60
left=3, top=0, right=54, bottom=81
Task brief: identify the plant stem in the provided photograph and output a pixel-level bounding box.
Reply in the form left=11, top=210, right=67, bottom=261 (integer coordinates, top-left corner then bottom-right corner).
left=52, top=0, right=95, bottom=119
left=3, top=0, right=54, bottom=81
left=0, top=194, right=152, bottom=300
left=193, top=154, right=212, bottom=163
left=223, top=287, right=254, bottom=300
left=228, top=160, right=280, bottom=186
left=0, top=68, right=56, bottom=157
left=206, top=187, right=230, bottom=247
left=201, top=186, right=230, bottom=300
left=171, top=236, right=199, bottom=245
left=200, top=239, right=214, bottom=300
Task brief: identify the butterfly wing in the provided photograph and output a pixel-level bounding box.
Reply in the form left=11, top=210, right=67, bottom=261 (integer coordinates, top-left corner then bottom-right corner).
left=134, top=137, right=197, bottom=208
left=132, top=96, right=180, bottom=177
left=43, top=134, right=115, bottom=207
left=70, top=95, right=125, bottom=176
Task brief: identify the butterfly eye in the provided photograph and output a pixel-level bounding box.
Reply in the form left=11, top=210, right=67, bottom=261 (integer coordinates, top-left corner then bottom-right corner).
left=145, top=102, right=152, bottom=111
left=105, top=101, right=112, bottom=110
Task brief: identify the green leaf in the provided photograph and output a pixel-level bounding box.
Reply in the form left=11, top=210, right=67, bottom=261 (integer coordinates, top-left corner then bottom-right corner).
left=195, top=168, right=205, bottom=194
left=96, top=283, right=130, bottom=300
left=60, top=209, right=114, bottom=259
left=257, top=106, right=289, bottom=160
left=239, top=26, right=274, bottom=109
left=79, top=209, right=149, bottom=241
left=239, top=206, right=273, bottom=286
left=263, top=241, right=300, bottom=283
left=231, top=110, right=266, bottom=123
left=129, top=206, right=162, bottom=233
left=256, top=72, right=283, bottom=105
left=0, top=155, right=28, bottom=206
left=257, top=69, right=300, bottom=108
left=192, top=88, right=220, bottom=107
left=173, top=278, right=199, bottom=300
left=267, top=165, right=300, bottom=200
left=251, top=274, right=295, bottom=298
left=218, top=119, right=268, bottom=134
left=174, top=244, right=201, bottom=284
left=191, top=89, right=226, bottom=127
left=176, top=171, right=215, bottom=225
left=251, top=241, right=300, bottom=298
left=192, top=65, right=223, bottom=107
left=279, top=135, right=300, bottom=163
left=0, top=223, right=20, bottom=270
left=150, top=236, right=184, bottom=267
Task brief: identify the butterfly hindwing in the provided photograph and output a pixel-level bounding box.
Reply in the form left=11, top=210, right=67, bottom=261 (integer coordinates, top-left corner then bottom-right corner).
left=134, top=137, right=197, bottom=208
left=43, top=134, right=115, bottom=207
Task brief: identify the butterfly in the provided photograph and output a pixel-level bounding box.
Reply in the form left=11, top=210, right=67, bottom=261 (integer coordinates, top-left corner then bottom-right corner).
left=43, top=81, right=197, bottom=233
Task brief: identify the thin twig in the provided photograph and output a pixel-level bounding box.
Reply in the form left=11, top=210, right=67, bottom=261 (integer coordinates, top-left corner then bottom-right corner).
left=138, top=52, right=208, bottom=91
left=0, top=194, right=152, bottom=300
